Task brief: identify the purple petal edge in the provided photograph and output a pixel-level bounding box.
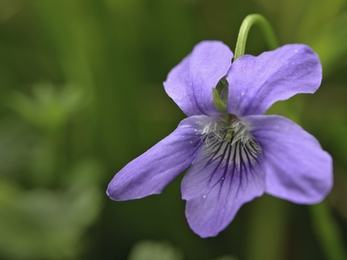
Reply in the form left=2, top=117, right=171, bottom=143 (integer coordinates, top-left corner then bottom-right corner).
left=164, top=41, right=233, bottom=116
left=107, top=116, right=207, bottom=201
left=181, top=137, right=266, bottom=237
left=246, top=115, right=333, bottom=204
left=227, top=44, right=322, bottom=116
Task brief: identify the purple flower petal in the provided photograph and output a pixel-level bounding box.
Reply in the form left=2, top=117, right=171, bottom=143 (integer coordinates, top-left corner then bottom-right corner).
left=226, top=44, right=322, bottom=116
left=164, top=41, right=233, bottom=116
left=107, top=116, right=207, bottom=201
left=246, top=115, right=333, bottom=203
left=181, top=141, right=265, bottom=238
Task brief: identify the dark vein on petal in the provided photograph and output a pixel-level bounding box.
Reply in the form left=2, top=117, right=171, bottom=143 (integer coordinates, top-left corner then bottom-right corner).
left=194, top=115, right=263, bottom=202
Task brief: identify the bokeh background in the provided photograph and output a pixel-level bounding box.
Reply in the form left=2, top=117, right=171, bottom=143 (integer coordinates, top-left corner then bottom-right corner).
left=0, top=0, right=347, bottom=259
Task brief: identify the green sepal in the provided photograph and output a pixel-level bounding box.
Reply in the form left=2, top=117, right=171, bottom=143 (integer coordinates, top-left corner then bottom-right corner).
left=212, top=88, right=227, bottom=112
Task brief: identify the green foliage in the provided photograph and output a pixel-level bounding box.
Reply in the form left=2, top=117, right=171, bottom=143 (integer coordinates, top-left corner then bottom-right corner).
left=0, top=0, right=346, bottom=259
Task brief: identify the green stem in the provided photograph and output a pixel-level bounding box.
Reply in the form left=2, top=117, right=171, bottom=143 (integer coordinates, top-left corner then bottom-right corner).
left=310, top=202, right=347, bottom=260
left=234, top=14, right=279, bottom=60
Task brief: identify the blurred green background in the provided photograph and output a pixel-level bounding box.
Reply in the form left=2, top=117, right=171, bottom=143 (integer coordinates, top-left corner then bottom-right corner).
left=0, top=0, right=347, bottom=259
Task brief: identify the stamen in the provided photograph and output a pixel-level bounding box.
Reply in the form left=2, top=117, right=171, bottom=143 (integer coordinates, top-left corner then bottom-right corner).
left=200, top=115, right=262, bottom=187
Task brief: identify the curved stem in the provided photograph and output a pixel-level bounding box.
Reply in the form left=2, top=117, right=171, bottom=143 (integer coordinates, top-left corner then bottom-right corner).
left=234, top=14, right=279, bottom=60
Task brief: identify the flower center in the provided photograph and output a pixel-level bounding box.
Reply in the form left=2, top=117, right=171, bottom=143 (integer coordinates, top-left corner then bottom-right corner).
left=201, top=114, right=262, bottom=173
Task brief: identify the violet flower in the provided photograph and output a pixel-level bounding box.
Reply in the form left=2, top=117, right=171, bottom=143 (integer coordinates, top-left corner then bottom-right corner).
left=107, top=41, right=333, bottom=238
